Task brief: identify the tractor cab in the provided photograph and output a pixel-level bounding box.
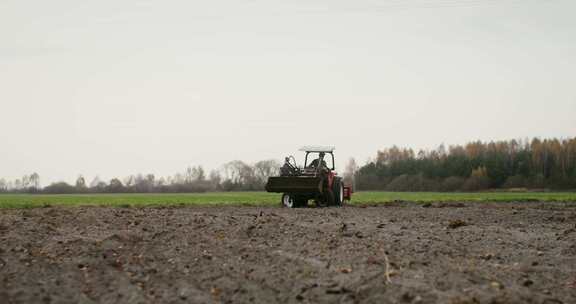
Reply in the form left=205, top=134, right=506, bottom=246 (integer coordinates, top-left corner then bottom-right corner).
left=302, top=146, right=335, bottom=169
left=300, top=146, right=335, bottom=175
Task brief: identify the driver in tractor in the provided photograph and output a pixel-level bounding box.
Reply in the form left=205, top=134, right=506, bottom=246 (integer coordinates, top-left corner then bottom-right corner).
left=308, top=152, right=328, bottom=169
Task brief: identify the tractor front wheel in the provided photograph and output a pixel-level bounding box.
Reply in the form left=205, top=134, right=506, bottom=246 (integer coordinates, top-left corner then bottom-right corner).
left=281, top=193, right=305, bottom=208
left=281, top=193, right=295, bottom=208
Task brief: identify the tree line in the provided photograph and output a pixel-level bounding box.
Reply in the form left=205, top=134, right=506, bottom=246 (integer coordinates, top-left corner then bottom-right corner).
left=2, top=137, right=574, bottom=194
left=355, top=137, right=576, bottom=191
left=0, top=160, right=281, bottom=194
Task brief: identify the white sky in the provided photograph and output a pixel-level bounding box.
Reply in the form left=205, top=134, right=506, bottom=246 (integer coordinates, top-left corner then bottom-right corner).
left=1, top=0, right=575, bottom=185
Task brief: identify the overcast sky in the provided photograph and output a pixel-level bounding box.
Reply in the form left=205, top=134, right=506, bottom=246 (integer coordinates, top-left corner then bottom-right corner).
left=1, top=0, right=575, bottom=185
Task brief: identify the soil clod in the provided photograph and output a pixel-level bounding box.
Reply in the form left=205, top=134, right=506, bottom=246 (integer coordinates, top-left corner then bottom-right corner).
left=447, top=219, right=468, bottom=229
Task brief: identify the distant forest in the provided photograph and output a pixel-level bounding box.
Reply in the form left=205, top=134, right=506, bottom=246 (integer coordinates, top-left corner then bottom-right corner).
left=1, top=137, right=574, bottom=194
left=356, top=137, right=576, bottom=191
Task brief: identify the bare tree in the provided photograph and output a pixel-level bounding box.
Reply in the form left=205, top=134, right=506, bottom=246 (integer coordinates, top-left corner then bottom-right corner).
left=0, top=178, right=6, bottom=192
left=21, top=175, right=30, bottom=189
left=108, top=178, right=124, bottom=192
left=223, top=160, right=244, bottom=184
left=191, top=166, right=206, bottom=182
left=209, top=170, right=221, bottom=190
left=221, top=160, right=259, bottom=189
left=29, top=172, right=40, bottom=191
left=172, top=173, right=184, bottom=185
left=13, top=179, right=22, bottom=191
left=343, top=158, right=358, bottom=190
left=124, top=175, right=135, bottom=188
left=133, top=174, right=155, bottom=192
left=185, top=167, right=194, bottom=184
left=145, top=174, right=155, bottom=192
left=254, top=159, right=280, bottom=184
left=89, top=176, right=102, bottom=188
left=184, top=166, right=205, bottom=183
left=76, top=175, right=87, bottom=190
left=156, top=177, right=166, bottom=187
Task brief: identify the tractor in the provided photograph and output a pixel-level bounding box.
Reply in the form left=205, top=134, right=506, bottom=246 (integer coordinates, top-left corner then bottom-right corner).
left=265, top=146, right=352, bottom=208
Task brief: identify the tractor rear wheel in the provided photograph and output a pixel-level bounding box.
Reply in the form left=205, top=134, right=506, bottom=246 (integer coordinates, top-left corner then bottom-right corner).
left=326, top=189, right=335, bottom=206
left=333, top=179, right=344, bottom=206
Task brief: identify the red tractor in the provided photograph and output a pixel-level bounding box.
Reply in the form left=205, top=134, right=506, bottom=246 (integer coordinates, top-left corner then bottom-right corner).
left=265, top=146, right=352, bottom=208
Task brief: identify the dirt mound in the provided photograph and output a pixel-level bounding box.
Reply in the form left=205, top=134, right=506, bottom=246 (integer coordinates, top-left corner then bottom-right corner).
left=1, top=202, right=575, bottom=303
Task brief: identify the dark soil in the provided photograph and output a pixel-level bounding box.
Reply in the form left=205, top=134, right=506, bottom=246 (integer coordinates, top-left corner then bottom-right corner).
left=1, top=201, right=575, bottom=304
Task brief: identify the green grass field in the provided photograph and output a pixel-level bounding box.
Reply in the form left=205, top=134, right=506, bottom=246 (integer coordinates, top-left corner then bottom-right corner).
left=0, top=191, right=575, bottom=208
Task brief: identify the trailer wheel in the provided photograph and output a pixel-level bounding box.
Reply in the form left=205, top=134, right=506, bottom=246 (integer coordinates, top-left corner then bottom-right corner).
left=281, top=193, right=297, bottom=208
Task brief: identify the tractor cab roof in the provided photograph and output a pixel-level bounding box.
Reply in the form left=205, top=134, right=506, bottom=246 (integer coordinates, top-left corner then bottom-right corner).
left=299, top=146, right=335, bottom=153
